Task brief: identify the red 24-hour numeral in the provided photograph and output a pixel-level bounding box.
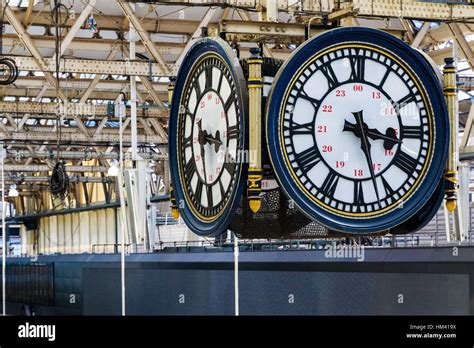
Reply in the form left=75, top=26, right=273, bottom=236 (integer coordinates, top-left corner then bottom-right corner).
left=336, top=161, right=345, bottom=168
left=383, top=107, right=395, bottom=116
left=353, top=85, right=363, bottom=92
left=354, top=169, right=363, bottom=177
left=335, top=90, right=346, bottom=97
left=322, top=105, right=333, bottom=113
left=322, top=145, right=333, bottom=153
left=372, top=91, right=381, bottom=99
left=318, top=125, right=327, bottom=133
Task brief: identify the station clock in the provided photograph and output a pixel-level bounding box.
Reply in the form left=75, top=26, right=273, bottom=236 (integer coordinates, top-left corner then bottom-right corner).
left=169, top=38, right=248, bottom=236
left=266, top=27, right=449, bottom=233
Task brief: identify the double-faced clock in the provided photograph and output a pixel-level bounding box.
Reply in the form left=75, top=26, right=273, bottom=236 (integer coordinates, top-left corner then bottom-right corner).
left=169, top=38, right=248, bottom=236
left=266, top=27, right=449, bottom=233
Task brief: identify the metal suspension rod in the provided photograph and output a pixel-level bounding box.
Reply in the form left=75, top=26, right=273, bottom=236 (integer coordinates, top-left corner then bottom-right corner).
left=1, top=144, right=5, bottom=316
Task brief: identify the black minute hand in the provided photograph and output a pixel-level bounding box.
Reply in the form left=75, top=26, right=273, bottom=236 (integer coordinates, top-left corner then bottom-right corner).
left=352, top=110, right=381, bottom=204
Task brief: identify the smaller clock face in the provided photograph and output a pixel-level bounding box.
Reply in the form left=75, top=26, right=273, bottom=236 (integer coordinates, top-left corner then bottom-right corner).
left=178, top=54, right=243, bottom=221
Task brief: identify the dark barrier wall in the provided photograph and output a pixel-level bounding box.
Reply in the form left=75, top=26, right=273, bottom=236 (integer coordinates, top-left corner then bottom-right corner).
left=2, top=246, right=473, bottom=315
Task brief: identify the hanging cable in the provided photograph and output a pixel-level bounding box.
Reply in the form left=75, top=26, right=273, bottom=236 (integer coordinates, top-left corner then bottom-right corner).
left=0, top=1, right=18, bottom=86
left=49, top=1, right=70, bottom=198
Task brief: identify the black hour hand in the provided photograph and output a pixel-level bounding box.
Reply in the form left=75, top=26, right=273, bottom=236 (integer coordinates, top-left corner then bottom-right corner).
left=343, top=119, right=357, bottom=134
left=366, top=127, right=402, bottom=151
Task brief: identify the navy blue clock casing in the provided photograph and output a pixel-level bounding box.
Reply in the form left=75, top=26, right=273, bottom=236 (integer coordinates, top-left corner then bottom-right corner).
left=169, top=38, right=248, bottom=236
left=266, top=27, right=449, bottom=233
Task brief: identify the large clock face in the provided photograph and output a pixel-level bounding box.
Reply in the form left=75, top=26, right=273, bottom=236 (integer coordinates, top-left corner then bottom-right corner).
left=266, top=28, right=448, bottom=233
left=169, top=38, right=247, bottom=236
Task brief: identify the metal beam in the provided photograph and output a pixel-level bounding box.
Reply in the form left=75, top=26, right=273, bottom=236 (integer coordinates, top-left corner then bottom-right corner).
left=0, top=89, right=165, bottom=102
left=174, top=7, right=218, bottom=72
left=219, top=18, right=405, bottom=44
left=0, top=130, right=164, bottom=144
left=10, top=76, right=168, bottom=93
left=9, top=10, right=201, bottom=36
left=5, top=55, right=170, bottom=77
left=236, top=10, right=274, bottom=58
left=79, top=51, right=120, bottom=103
left=2, top=35, right=290, bottom=63
left=54, top=0, right=97, bottom=59
left=22, top=0, right=35, bottom=28
left=353, top=0, right=474, bottom=22
left=449, top=23, right=474, bottom=69
left=0, top=176, right=111, bottom=183
left=8, top=151, right=166, bottom=160
left=3, top=164, right=108, bottom=173
left=117, top=0, right=171, bottom=76
left=1, top=125, right=153, bottom=136
left=0, top=101, right=167, bottom=118
left=411, top=22, right=431, bottom=49
left=461, top=102, right=474, bottom=150
left=5, top=6, right=66, bottom=101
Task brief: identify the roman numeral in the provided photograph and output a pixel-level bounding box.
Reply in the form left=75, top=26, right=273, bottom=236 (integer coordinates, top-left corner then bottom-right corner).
left=379, top=69, right=390, bottom=88
left=217, top=72, right=224, bottom=93
left=227, top=125, right=238, bottom=140
left=296, top=147, right=321, bottom=173
left=397, top=93, right=417, bottom=108
left=205, top=65, right=212, bottom=90
left=320, top=63, right=339, bottom=89
left=393, top=150, right=418, bottom=175
left=184, top=160, right=195, bottom=178
left=298, top=90, right=321, bottom=110
left=194, top=180, right=203, bottom=204
left=206, top=185, right=213, bottom=208
left=380, top=175, right=395, bottom=197
left=224, top=93, right=235, bottom=112
left=320, top=171, right=339, bottom=197
left=223, top=161, right=235, bottom=176
left=183, top=135, right=192, bottom=149
left=354, top=181, right=364, bottom=205
left=284, top=120, right=314, bottom=135
left=349, top=55, right=365, bottom=82
left=219, top=179, right=226, bottom=198
left=401, top=125, right=424, bottom=139
left=192, top=78, right=201, bottom=97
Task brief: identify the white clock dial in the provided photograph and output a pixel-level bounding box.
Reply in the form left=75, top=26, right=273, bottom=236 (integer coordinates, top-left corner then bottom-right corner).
left=179, top=56, right=241, bottom=218
left=282, top=46, right=431, bottom=217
